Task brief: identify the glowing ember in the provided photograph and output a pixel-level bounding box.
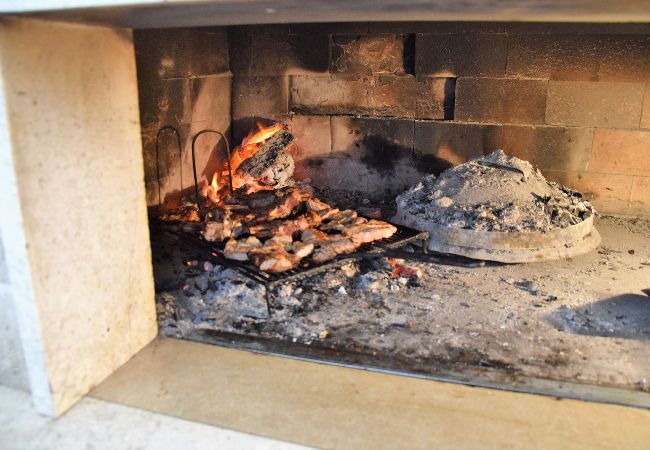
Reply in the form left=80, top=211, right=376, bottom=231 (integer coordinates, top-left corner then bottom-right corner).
left=387, top=258, right=418, bottom=279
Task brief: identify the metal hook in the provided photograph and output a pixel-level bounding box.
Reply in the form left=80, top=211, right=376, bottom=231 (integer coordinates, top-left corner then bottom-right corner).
left=191, top=129, right=232, bottom=215
left=155, top=126, right=182, bottom=207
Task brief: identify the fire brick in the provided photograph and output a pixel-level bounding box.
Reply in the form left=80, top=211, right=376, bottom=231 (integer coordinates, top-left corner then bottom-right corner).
left=414, top=121, right=501, bottom=170
left=330, top=116, right=414, bottom=164
left=416, top=33, right=507, bottom=77
left=545, top=81, right=645, bottom=128
left=590, top=129, right=650, bottom=176
left=331, top=34, right=407, bottom=76
left=455, top=78, right=547, bottom=124
left=290, top=75, right=446, bottom=119
left=250, top=34, right=329, bottom=76
left=189, top=75, right=232, bottom=123
left=501, top=125, right=593, bottom=171
left=598, top=35, right=650, bottom=82
left=629, top=176, right=650, bottom=214
left=506, top=34, right=601, bottom=81
left=290, top=115, right=332, bottom=159
left=228, top=27, right=251, bottom=76
left=543, top=171, right=634, bottom=214
left=134, top=28, right=229, bottom=80
left=232, top=76, right=289, bottom=118
left=138, top=78, right=191, bottom=130
left=293, top=157, right=423, bottom=200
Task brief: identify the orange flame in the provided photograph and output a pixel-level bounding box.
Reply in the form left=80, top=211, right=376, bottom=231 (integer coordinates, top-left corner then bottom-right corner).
left=230, top=122, right=284, bottom=174
left=203, top=122, right=285, bottom=204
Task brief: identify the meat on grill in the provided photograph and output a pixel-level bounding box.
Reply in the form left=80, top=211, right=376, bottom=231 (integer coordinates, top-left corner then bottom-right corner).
left=312, top=236, right=360, bottom=263
left=248, top=243, right=296, bottom=272
left=320, top=209, right=359, bottom=232
left=344, top=219, right=397, bottom=244
left=305, top=198, right=331, bottom=212
left=267, top=186, right=312, bottom=220
left=248, top=215, right=312, bottom=239
left=202, top=221, right=226, bottom=242
left=301, top=227, right=330, bottom=244
left=291, top=242, right=314, bottom=258
left=223, top=236, right=262, bottom=261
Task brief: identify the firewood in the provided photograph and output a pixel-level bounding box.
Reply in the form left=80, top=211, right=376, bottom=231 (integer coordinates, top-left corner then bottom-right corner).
left=235, top=129, right=295, bottom=191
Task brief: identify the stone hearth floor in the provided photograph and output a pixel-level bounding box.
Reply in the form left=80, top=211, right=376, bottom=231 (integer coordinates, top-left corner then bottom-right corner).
left=89, top=338, right=650, bottom=450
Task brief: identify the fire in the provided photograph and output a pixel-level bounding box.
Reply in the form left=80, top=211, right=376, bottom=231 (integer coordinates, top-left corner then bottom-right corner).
left=230, top=122, right=284, bottom=174
left=202, top=122, right=285, bottom=204
left=201, top=172, right=220, bottom=204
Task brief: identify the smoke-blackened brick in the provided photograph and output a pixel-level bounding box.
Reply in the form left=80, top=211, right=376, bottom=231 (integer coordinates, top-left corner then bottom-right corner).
left=250, top=34, right=329, bottom=76
left=331, top=34, right=407, bottom=76
left=290, top=75, right=446, bottom=119
left=416, top=33, right=507, bottom=77
left=455, top=78, right=547, bottom=124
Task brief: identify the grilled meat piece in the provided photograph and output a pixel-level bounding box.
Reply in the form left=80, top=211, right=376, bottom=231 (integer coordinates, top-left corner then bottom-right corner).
left=344, top=219, right=397, bottom=244
left=248, top=242, right=297, bottom=272
left=236, top=190, right=279, bottom=210
left=267, top=186, right=312, bottom=220
left=312, top=236, right=360, bottom=263
left=248, top=215, right=311, bottom=239
left=319, top=208, right=340, bottom=221
left=202, top=222, right=226, bottom=242
left=267, top=234, right=293, bottom=247
left=320, top=209, right=359, bottom=232
left=159, top=206, right=200, bottom=222
left=305, top=198, right=331, bottom=213
left=276, top=216, right=311, bottom=236
left=301, top=228, right=330, bottom=243
left=248, top=236, right=316, bottom=273
left=291, top=242, right=314, bottom=259
left=222, top=236, right=262, bottom=261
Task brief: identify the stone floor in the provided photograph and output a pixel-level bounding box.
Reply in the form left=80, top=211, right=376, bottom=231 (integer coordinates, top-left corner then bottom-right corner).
left=91, top=338, right=650, bottom=450
left=0, top=385, right=308, bottom=450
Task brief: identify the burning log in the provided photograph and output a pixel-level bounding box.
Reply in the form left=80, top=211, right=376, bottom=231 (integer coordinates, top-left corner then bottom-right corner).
left=234, top=129, right=295, bottom=193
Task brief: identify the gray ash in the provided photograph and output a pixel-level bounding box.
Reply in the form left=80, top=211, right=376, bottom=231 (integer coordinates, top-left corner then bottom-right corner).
left=396, top=150, right=595, bottom=232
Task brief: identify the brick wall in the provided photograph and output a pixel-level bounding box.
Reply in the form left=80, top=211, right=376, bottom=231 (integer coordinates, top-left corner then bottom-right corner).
left=230, top=23, right=650, bottom=215
left=134, top=27, right=231, bottom=207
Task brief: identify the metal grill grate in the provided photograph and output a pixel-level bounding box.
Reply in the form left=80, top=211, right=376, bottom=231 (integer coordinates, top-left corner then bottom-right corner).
left=155, top=220, right=429, bottom=314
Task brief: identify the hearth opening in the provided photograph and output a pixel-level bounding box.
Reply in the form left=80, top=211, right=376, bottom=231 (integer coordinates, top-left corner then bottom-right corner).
left=141, top=23, right=650, bottom=407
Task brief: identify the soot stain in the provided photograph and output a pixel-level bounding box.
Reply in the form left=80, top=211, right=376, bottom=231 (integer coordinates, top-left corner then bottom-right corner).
left=359, top=134, right=411, bottom=176
left=413, top=151, right=455, bottom=176
left=305, top=158, right=325, bottom=168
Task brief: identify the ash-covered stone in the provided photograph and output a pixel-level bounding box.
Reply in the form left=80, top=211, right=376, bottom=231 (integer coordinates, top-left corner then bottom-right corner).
left=395, top=150, right=595, bottom=232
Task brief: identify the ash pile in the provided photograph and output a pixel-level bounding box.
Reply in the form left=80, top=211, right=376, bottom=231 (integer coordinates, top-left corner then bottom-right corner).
left=395, top=150, right=600, bottom=262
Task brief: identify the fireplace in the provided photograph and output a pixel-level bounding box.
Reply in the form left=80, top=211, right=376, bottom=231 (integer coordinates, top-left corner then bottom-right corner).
left=1, top=4, right=650, bottom=426
left=142, top=22, right=650, bottom=408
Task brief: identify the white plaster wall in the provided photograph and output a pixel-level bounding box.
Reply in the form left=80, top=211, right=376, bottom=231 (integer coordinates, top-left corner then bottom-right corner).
left=0, top=239, right=29, bottom=391
left=0, top=18, right=157, bottom=415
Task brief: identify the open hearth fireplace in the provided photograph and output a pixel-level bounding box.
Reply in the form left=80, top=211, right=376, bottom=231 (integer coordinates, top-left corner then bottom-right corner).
left=2, top=15, right=650, bottom=424
left=152, top=116, right=649, bottom=407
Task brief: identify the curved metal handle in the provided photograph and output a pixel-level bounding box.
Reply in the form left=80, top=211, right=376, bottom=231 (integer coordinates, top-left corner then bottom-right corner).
left=155, top=126, right=182, bottom=206
left=191, top=129, right=232, bottom=213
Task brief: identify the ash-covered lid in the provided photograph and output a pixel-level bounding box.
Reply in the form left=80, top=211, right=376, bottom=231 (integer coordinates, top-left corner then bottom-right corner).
left=396, top=150, right=595, bottom=232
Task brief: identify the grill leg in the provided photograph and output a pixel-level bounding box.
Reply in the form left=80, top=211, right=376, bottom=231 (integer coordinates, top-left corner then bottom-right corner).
left=422, top=239, right=428, bottom=254
left=265, top=286, right=273, bottom=318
